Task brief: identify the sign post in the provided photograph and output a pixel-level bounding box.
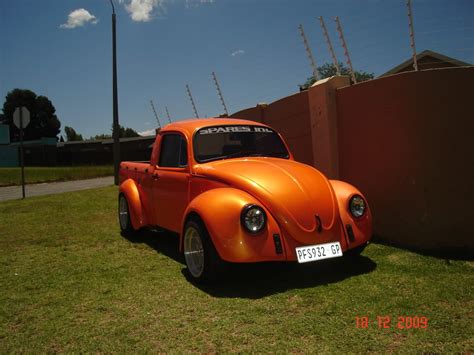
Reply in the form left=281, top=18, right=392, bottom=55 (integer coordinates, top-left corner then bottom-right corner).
left=13, top=107, right=30, bottom=199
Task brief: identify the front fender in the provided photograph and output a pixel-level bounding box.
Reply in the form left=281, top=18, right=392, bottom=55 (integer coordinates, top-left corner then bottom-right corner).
left=329, top=180, right=373, bottom=248
left=182, top=188, right=285, bottom=263
left=119, top=178, right=148, bottom=230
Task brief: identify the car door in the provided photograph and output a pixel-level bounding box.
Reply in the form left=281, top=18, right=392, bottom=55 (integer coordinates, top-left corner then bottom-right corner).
left=153, top=133, right=190, bottom=233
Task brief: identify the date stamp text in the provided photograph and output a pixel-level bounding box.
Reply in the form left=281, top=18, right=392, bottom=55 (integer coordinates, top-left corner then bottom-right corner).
left=356, top=316, right=429, bottom=329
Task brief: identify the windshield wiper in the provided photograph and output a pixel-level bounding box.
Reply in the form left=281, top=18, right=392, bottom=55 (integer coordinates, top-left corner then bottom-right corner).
left=265, top=152, right=288, bottom=158
left=222, top=150, right=260, bottom=159
left=197, top=152, right=253, bottom=163
left=198, top=151, right=286, bottom=163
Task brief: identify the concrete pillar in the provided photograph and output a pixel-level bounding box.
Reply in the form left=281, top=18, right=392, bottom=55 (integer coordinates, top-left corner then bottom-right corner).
left=256, top=103, right=268, bottom=124
left=308, top=76, right=350, bottom=179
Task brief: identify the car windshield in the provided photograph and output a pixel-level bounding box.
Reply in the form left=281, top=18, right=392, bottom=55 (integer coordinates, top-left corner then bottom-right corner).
left=194, top=125, right=290, bottom=163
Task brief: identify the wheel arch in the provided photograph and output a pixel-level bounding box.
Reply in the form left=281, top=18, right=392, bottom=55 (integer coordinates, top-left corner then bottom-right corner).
left=329, top=179, right=373, bottom=247
left=180, top=188, right=284, bottom=263
left=119, top=178, right=148, bottom=230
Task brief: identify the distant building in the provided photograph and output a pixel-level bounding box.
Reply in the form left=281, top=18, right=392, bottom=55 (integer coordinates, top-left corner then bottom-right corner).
left=0, top=124, right=16, bottom=167
left=380, top=49, right=472, bottom=77
left=0, top=124, right=9, bottom=145
left=55, top=135, right=156, bottom=166
left=0, top=131, right=155, bottom=167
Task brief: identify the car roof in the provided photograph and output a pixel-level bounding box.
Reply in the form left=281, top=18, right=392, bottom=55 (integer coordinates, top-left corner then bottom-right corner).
left=160, top=117, right=270, bottom=136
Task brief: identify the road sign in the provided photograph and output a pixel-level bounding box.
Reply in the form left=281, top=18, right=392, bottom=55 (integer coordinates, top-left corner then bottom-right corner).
left=13, top=107, right=30, bottom=129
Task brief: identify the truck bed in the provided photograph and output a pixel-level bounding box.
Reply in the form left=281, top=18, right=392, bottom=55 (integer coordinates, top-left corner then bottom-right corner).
left=119, top=161, right=152, bottom=183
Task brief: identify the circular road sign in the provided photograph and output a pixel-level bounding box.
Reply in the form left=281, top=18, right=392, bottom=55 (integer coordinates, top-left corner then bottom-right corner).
left=13, top=107, right=31, bottom=129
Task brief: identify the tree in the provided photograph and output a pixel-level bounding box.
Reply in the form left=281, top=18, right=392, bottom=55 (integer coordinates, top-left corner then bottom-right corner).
left=64, top=126, right=84, bottom=141
left=299, top=62, right=374, bottom=90
left=91, top=125, right=140, bottom=140
left=120, top=126, right=139, bottom=138
left=92, top=133, right=112, bottom=140
left=0, top=89, right=61, bottom=141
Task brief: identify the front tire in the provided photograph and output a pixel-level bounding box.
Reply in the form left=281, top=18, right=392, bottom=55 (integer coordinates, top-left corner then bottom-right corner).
left=183, top=219, right=223, bottom=283
left=118, top=194, right=136, bottom=237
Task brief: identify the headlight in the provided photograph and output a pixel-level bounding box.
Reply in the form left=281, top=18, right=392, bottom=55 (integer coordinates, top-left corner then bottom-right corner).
left=349, top=195, right=366, bottom=218
left=241, top=204, right=267, bottom=234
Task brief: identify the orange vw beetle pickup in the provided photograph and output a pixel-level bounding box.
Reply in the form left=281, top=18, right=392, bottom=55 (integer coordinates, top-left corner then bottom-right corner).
left=118, top=118, right=372, bottom=282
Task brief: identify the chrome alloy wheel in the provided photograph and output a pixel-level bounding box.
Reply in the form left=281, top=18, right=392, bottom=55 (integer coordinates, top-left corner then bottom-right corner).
left=184, top=226, right=205, bottom=278
left=119, top=195, right=130, bottom=231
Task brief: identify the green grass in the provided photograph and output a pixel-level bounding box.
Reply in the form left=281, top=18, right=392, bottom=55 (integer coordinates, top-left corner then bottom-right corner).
left=0, top=187, right=472, bottom=352
left=0, top=166, right=113, bottom=186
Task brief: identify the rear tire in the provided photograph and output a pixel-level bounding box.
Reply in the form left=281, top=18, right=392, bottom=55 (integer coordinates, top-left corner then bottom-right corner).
left=183, top=219, right=224, bottom=283
left=118, top=194, right=136, bottom=237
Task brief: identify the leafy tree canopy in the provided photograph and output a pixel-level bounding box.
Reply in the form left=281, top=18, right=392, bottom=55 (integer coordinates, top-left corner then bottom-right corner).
left=299, top=62, right=374, bottom=90
left=64, top=126, right=84, bottom=142
left=91, top=125, right=140, bottom=140
left=120, top=126, right=140, bottom=138
left=92, top=133, right=112, bottom=140
left=0, top=89, right=61, bottom=141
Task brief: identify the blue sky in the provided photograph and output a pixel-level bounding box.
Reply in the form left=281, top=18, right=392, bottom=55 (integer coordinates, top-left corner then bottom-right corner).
left=1, top=0, right=473, bottom=138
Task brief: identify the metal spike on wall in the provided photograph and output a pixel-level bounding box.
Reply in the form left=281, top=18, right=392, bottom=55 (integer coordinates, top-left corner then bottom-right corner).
left=298, top=24, right=320, bottom=81
left=150, top=99, right=161, bottom=128
left=406, top=0, right=418, bottom=71
left=212, top=71, right=229, bottom=116
left=334, top=16, right=356, bottom=83
left=165, top=106, right=172, bottom=124
left=318, top=16, right=341, bottom=76
left=186, top=84, right=200, bottom=118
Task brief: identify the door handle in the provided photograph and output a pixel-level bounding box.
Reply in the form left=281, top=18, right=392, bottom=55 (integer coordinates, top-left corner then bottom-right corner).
left=152, top=174, right=160, bottom=180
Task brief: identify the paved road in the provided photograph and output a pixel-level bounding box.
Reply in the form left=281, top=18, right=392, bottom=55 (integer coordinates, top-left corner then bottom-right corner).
left=0, top=176, right=114, bottom=202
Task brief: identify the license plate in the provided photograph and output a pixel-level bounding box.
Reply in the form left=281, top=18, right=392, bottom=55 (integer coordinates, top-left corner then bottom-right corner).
left=296, top=242, right=343, bottom=263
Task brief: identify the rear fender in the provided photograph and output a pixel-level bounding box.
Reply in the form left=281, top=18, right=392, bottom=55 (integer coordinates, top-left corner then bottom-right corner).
left=119, top=178, right=148, bottom=230
left=329, top=180, right=373, bottom=249
left=181, top=188, right=285, bottom=263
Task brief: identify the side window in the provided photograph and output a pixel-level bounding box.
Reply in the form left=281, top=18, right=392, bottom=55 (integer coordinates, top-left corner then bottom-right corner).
left=158, top=134, right=188, bottom=168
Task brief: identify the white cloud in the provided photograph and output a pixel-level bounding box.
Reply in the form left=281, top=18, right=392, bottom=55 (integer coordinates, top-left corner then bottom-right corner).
left=124, top=0, right=164, bottom=22
left=231, top=49, right=245, bottom=57
left=139, top=129, right=157, bottom=136
left=118, top=0, right=215, bottom=22
left=185, top=0, right=215, bottom=9
left=60, top=9, right=98, bottom=29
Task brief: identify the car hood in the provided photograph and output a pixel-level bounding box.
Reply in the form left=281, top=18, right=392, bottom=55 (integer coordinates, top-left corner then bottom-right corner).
left=194, top=158, right=339, bottom=243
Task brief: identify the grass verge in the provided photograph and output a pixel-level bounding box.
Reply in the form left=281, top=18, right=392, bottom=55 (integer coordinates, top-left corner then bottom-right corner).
left=0, top=186, right=472, bottom=352
left=0, top=166, right=113, bottom=186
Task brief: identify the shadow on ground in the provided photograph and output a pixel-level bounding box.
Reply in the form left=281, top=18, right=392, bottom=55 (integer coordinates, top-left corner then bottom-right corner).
left=122, top=228, right=185, bottom=265
left=372, top=234, right=474, bottom=261
left=190, top=256, right=376, bottom=299
left=122, top=229, right=377, bottom=299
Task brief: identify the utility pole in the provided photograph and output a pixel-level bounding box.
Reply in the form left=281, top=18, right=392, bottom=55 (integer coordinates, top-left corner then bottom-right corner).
left=318, top=16, right=341, bottom=75
left=150, top=100, right=161, bottom=128
left=109, top=0, right=120, bottom=185
left=406, top=0, right=418, bottom=71
left=186, top=84, right=200, bottom=118
left=211, top=71, right=229, bottom=116
left=165, top=106, right=172, bottom=124
left=298, top=24, right=320, bottom=81
left=334, top=16, right=356, bottom=83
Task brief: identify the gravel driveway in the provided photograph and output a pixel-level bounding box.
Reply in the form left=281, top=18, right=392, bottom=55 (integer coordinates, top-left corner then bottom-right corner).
left=0, top=176, right=114, bottom=202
